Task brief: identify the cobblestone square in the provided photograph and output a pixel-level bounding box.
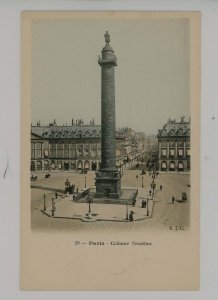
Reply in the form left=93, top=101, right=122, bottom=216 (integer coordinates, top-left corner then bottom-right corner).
left=31, top=169, right=190, bottom=232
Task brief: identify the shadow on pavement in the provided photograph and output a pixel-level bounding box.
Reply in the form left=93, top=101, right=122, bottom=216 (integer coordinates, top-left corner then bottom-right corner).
left=31, top=185, right=64, bottom=193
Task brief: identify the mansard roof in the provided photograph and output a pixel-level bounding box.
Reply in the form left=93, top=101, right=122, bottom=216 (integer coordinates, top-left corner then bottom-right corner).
left=31, top=125, right=129, bottom=140
left=157, top=119, right=190, bottom=138
left=31, top=125, right=101, bottom=139
left=31, top=132, right=44, bottom=140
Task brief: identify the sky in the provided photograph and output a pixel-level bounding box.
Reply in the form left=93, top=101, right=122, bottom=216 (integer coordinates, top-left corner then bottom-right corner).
left=31, top=14, right=190, bottom=134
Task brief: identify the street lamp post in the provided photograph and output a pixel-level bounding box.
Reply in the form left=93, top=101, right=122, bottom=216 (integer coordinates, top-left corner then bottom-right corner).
left=126, top=200, right=129, bottom=220
left=142, top=176, right=144, bottom=188
left=84, top=176, right=86, bottom=188
left=51, top=198, right=56, bottom=217
left=43, top=194, right=46, bottom=211
left=86, top=196, right=93, bottom=218
left=147, top=198, right=149, bottom=216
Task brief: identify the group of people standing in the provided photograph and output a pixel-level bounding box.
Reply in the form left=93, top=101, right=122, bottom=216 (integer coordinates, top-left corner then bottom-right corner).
left=64, top=179, right=78, bottom=195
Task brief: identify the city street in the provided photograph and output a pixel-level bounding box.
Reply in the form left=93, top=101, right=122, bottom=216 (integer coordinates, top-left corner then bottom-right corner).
left=31, top=169, right=190, bottom=232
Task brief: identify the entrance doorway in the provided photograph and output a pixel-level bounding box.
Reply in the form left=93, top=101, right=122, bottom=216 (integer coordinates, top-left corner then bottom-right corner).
left=64, top=161, right=69, bottom=170
left=91, top=161, right=97, bottom=171
left=105, top=189, right=110, bottom=198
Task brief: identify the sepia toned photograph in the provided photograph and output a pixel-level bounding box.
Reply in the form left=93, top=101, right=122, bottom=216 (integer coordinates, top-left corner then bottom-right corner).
left=21, top=11, right=200, bottom=290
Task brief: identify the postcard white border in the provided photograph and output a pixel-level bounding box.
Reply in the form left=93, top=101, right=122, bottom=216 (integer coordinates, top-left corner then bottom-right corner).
left=0, top=0, right=217, bottom=299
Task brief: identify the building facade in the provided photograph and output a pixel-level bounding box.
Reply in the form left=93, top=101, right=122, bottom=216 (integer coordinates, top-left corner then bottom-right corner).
left=157, top=118, right=190, bottom=172
left=30, top=122, right=144, bottom=172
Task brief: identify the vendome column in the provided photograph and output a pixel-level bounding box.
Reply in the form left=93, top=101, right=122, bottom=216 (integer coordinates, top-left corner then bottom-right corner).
left=95, top=31, right=121, bottom=199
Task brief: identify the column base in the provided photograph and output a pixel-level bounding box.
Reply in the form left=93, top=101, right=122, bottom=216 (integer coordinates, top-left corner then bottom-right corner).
left=95, top=169, right=121, bottom=199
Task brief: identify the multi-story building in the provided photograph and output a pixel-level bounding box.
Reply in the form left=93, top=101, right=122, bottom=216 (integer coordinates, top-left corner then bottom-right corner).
left=157, top=117, right=190, bottom=172
left=30, top=121, right=145, bottom=172
left=144, top=134, right=158, bottom=152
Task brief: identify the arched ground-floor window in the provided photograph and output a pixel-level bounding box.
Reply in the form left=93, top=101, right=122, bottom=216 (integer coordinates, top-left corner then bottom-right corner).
left=161, top=161, right=167, bottom=171
left=77, top=160, right=83, bottom=170
left=31, top=161, right=35, bottom=171
left=84, top=160, right=90, bottom=170
left=44, top=160, right=49, bottom=170
left=187, top=160, right=191, bottom=170
left=64, top=161, right=69, bottom=170
left=57, top=161, right=62, bottom=170
left=91, top=161, right=97, bottom=171
left=169, top=161, right=175, bottom=171
left=178, top=161, right=184, bottom=171
left=71, top=161, right=76, bottom=170
left=36, top=161, right=42, bottom=171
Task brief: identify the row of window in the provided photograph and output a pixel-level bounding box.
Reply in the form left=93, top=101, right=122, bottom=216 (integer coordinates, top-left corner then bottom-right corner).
left=31, top=142, right=42, bottom=149
left=31, top=160, right=100, bottom=171
left=49, top=143, right=100, bottom=150
left=159, top=141, right=190, bottom=147
left=161, top=160, right=190, bottom=170
left=31, top=149, right=100, bottom=159
left=31, top=142, right=101, bottom=150
left=161, top=149, right=190, bottom=157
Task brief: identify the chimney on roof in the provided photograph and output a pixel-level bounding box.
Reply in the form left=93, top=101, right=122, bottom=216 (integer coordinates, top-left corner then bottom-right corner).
left=181, top=116, right=185, bottom=123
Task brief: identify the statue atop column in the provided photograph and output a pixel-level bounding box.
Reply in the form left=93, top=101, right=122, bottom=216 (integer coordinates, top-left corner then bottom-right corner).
left=104, top=31, right=110, bottom=45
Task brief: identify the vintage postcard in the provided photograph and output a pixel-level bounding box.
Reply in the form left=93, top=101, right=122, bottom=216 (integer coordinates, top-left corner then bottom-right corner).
left=21, top=11, right=200, bottom=290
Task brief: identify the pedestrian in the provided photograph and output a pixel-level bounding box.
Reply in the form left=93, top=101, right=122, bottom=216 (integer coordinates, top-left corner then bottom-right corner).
left=55, top=191, right=58, bottom=199
left=69, top=185, right=73, bottom=195
left=73, top=195, right=75, bottom=202
left=160, top=185, right=162, bottom=191
left=149, top=190, right=152, bottom=196
left=136, top=175, right=138, bottom=179
left=76, top=187, right=79, bottom=194
left=51, top=199, right=56, bottom=217
left=129, top=211, right=134, bottom=222
left=172, top=196, right=175, bottom=204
